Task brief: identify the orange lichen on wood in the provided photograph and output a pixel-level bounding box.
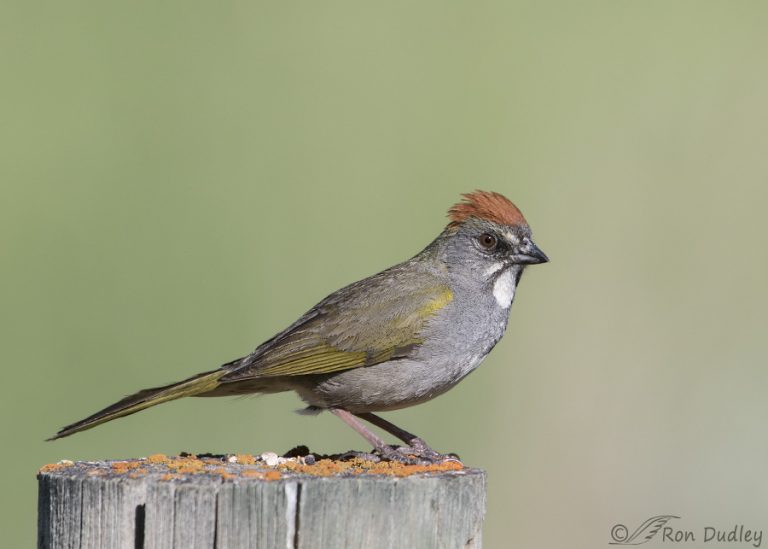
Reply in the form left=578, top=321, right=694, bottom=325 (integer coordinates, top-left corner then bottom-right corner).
left=277, top=457, right=462, bottom=477
left=172, top=461, right=205, bottom=474
left=366, top=459, right=463, bottom=477
left=264, top=470, right=282, bottom=481
left=212, top=467, right=236, bottom=480
left=280, top=458, right=355, bottom=476
left=240, top=470, right=265, bottom=478
left=39, top=451, right=466, bottom=481
left=142, top=454, right=207, bottom=473
left=111, top=461, right=144, bottom=474
left=38, top=462, right=74, bottom=474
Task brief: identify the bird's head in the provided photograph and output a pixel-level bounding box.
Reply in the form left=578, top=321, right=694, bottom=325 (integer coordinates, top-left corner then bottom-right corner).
left=439, top=191, right=548, bottom=305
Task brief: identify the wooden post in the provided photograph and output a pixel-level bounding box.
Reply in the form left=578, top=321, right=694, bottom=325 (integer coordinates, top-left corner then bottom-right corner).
left=38, top=453, right=486, bottom=549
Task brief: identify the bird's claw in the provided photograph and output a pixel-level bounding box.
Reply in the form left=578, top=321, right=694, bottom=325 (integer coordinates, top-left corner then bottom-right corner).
left=393, top=443, right=462, bottom=465
left=377, top=445, right=423, bottom=464
left=341, top=440, right=462, bottom=466
left=338, top=450, right=382, bottom=463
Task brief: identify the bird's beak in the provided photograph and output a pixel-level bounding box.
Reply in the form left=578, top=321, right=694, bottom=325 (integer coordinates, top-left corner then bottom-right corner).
left=514, top=240, right=549, bottom=265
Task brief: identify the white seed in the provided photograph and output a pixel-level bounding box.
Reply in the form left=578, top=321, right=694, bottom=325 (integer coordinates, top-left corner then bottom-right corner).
left=260, top=452, right=280, bottom=467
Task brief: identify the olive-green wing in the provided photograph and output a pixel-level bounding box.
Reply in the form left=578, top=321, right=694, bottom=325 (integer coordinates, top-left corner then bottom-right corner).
left=222, top=267, right=453, bottom=381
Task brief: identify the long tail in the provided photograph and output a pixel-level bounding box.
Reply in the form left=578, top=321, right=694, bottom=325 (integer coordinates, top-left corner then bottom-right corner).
left=48, top=369, right=227, bottom=440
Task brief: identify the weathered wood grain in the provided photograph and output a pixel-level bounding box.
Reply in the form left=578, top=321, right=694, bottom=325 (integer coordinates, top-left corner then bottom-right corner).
left=38, top=458, right=486, bottom=549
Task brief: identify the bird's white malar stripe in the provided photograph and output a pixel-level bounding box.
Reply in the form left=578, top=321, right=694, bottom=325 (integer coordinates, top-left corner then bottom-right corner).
left=493, top=269, right=516, bottom=308
left=484, top=262, right=505, bottom=277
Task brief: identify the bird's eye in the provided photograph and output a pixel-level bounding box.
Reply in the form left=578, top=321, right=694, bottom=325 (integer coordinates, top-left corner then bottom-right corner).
left=478, top=233, right=497, bottom=250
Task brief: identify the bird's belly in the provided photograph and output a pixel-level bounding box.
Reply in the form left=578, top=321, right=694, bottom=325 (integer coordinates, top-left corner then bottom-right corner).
left=295, top=293, right=510, bottom=413
left=294, top=355, right=485, bottom=413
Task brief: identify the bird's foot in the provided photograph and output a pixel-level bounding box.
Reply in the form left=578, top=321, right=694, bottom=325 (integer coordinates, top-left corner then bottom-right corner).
left=338, top=443, right=462, bottom=466
left=395, top=438, right=462, bottom=465
left=376, top=445, right=425, bottom=465
left=338, top=450, right=382, bottom=463
left=338, top=448, right=424, bottom=465
left=405, top=437, right=440, bottom=459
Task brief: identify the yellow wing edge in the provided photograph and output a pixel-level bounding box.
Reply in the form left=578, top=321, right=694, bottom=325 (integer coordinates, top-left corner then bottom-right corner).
left=257, top=286, right=453, bottom=377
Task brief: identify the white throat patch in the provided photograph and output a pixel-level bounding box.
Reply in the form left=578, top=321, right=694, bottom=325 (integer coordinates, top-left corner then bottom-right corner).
left=493, top=269, right=516, bottom=308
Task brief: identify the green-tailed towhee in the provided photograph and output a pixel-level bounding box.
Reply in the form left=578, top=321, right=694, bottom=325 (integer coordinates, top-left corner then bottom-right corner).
left=50, top=191, right=548, bottom=463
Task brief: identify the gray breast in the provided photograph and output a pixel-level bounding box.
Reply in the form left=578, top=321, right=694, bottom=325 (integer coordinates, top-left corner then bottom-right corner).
left=294, top=279, right=513, bottom=413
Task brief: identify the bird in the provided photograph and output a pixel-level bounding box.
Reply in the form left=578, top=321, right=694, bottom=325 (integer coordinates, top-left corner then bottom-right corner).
left=50, top=190, right=548, bottom=463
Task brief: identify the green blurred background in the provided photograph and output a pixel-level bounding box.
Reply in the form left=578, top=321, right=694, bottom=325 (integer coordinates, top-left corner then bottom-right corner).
left=3, top=2, right=768, bottom=547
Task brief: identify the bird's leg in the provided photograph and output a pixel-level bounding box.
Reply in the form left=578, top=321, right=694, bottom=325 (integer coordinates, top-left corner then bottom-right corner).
left=354, top=412, right=460, bottom=463
left=353, top=412, right=434, bottom=454
left=329, top=408, right=420, bottom=464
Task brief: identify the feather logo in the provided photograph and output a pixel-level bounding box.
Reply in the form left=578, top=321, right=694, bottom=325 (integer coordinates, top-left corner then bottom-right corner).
left=610, top=516, right=680, bottom=545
